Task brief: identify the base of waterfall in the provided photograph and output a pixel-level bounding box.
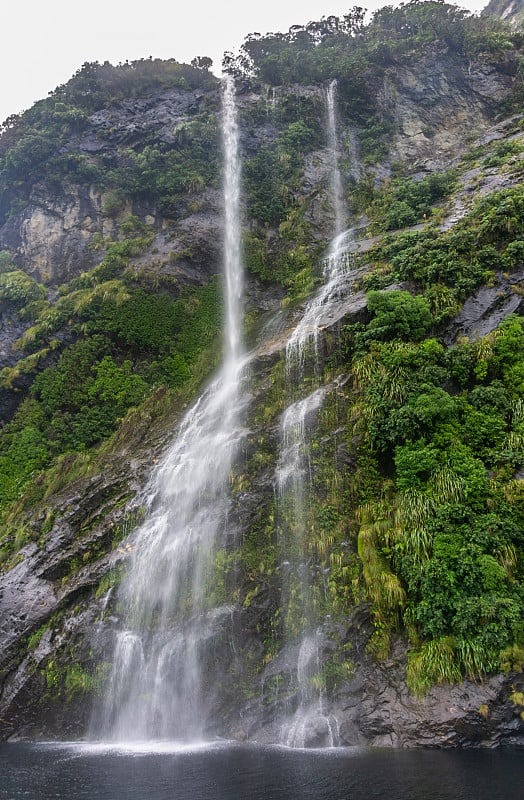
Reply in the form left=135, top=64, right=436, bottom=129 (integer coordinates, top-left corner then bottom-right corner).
left=282, top=707, right=340, bottom=749
left=2, top=740, right=523, bottom=800
left=27, top=740, right=225, bottom=756
left=44, top=739, right=232, bottom=755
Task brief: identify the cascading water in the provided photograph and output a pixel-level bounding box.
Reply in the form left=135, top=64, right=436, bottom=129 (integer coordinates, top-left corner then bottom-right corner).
left=95, top=75, right=246, bottom=743
left=285, top=231, right=356, bottom=376
left=277, top=80, right=351, bottom=748
left=277, top=387, right=339, bottom=748
left=266, top=86, right=280, bottom=115
left=281, top=633, right=339, bottom=749
left=286, top=81, right=353, bottom=376
left=276, top=387, right=328, bottom=624
left=326, top=80, right=345, bottom=239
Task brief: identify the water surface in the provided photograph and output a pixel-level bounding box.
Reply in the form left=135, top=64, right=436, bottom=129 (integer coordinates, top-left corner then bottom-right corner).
left=1, top=742, right=523, bottom=800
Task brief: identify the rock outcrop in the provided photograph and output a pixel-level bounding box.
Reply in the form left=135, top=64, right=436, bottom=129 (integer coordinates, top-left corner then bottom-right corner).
left=484, top=0, right=524, bottom=29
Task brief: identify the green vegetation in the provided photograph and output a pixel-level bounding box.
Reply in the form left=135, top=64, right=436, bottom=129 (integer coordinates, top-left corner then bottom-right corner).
left=0, top=268, right=46, bottom=306
left=232, top=94, right=524, bottom=697
left=229, top=3, right=518, bottom=88
left=224, top=0, right=522, bottom=181
left=361, top=184, right=524, bottom=319
left=43, top=655, right=107, bottom=702
left=242, top=115, right=322, bottom=288
left=245, top=120, right=321, bottom=228
left=0, top=59, right=218, bottom=225
left=98, top=114, right=220, bottom=218
left=360, top=291, right=433, bottom=344
left=346, top=314, right=524, bottom=692
left=365, top=171, right=457, bottom=231
left=0, top=234, right=222, bottom=526
left=262, top=255, right=524, bottom=691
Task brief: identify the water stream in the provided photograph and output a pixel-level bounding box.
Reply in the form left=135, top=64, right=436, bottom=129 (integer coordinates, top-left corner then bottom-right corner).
left=326, top=80, right=345, bottom=239
left=276, top=387, right=328, bottom=631
left=95, top=75, right=246, bottom=743
left=286, top=80, right=350, bottom=376
left=277, top=80, right=351, bottom=747
left=97, top=75, right=355, bottom=750
left=281, top=634, right=339, bottom=748
left=285, top=230, right=357, bottom=376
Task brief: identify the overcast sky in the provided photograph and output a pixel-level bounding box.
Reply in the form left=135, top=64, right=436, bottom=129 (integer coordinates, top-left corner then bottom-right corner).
left=2, top=0, right=488, bottom=124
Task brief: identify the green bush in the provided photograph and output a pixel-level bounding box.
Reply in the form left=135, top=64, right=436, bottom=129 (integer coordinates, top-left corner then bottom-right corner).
left=0, top=270, right=46, bottom=307
left=0, top=251, right=15, bottom=273
left=364, top=290, right=433, bottom=343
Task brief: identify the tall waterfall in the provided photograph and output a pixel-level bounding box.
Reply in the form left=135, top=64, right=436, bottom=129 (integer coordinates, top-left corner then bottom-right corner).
left=278, top=80, right=350, bottom=748
left=286, top=80, right=349, bottom=375
left=326, top=80, right=345, bottom=239
left=96, top=75, right=246, bottom=743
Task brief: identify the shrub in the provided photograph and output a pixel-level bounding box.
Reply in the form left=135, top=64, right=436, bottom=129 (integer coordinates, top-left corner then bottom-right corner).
left=364, top=290, right=433, bottom=343
left=0, top=270, right=46, bottom=307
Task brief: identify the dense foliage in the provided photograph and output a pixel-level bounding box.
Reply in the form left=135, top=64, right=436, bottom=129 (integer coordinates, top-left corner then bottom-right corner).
left=231, top=103, right=524, bottom=696
left=0, top=240, right=222, bottom=519
left=350, top=318, right=524, bottom=691
left=0, top=59, right=219, bottom=226
left=228, top=2, right=519, bottom=88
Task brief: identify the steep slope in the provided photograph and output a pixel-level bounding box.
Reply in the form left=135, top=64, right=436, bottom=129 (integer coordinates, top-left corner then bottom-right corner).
left=0, top=3, right=523, bottom=745
left=484, top=0, right=524, bottom=29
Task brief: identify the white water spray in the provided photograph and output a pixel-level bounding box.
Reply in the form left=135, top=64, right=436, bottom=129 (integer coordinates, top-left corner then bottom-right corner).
left=96, top=75, right=246, bottom=743
left=276, top=387, right=328, bottom=627
left=285, top=231, right=356, bottom=375
left=276, top=388, right=327, bottom=497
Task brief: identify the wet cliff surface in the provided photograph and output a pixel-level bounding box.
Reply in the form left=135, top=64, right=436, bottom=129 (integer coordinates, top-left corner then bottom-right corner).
left=1, top=7, right=524, bottom=747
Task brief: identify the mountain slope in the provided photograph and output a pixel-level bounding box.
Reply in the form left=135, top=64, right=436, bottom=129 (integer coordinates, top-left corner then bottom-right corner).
left=0, top=2, right=523, bottom=745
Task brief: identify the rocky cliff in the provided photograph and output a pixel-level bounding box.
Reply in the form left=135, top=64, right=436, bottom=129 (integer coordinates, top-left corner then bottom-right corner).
left=0, top=3, right=524, bottom=747
left=484, top=0, right=524, bottom=29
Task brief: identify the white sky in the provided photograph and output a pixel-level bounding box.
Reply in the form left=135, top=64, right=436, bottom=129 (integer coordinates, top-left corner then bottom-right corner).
left=2, top=0, right=488, bottom=124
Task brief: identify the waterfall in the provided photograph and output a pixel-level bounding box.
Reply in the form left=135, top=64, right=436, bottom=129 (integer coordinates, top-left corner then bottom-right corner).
left=277, top=388, right=338, bottom=749
left=95, top=75, right=246, bottom=743
left=222, top=75, right=243, bottom=365
left=277, top=79, right=351, bottom=748
left=285, top=231, right=355, bottom=376
left=326, top=80, right=345, bottom=238
left=286, top=81, right=351, bottom=376
left=276, top=387, right=328, bottom=628
left=266, top=86, right=280, bottom=115
left=281, top=634, right=339, bottom=749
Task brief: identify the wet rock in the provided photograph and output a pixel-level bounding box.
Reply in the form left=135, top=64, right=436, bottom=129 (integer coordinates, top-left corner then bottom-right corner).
left=483, top=0, right=524, bottom=30
left=443, top=267, right=524, bottom=344
left=379, top=55, right=515, bottom=168
left=241, top=606, right=524, bottom=750
left=0, top=456, right=148, bottom=740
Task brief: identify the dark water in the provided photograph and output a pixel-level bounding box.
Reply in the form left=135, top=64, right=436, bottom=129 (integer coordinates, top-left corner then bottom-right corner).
left=0, top=741, right=523, bottom=800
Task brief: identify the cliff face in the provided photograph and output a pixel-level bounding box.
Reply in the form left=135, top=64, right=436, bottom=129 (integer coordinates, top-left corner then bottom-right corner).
left=0, top=52, right=515, bottom=287
left=484, top=0, right=524, bottom=29
left=376, top=53, right=517, bottom=167
left=0, top=49, right=515, bottom=387
left=0, top=86, right=222, bottom=287
left=0, top=5, right=524, bottom=747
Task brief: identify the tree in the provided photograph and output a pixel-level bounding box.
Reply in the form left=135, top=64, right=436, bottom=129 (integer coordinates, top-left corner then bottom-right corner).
left=191, top=56, right=213, bottom=71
